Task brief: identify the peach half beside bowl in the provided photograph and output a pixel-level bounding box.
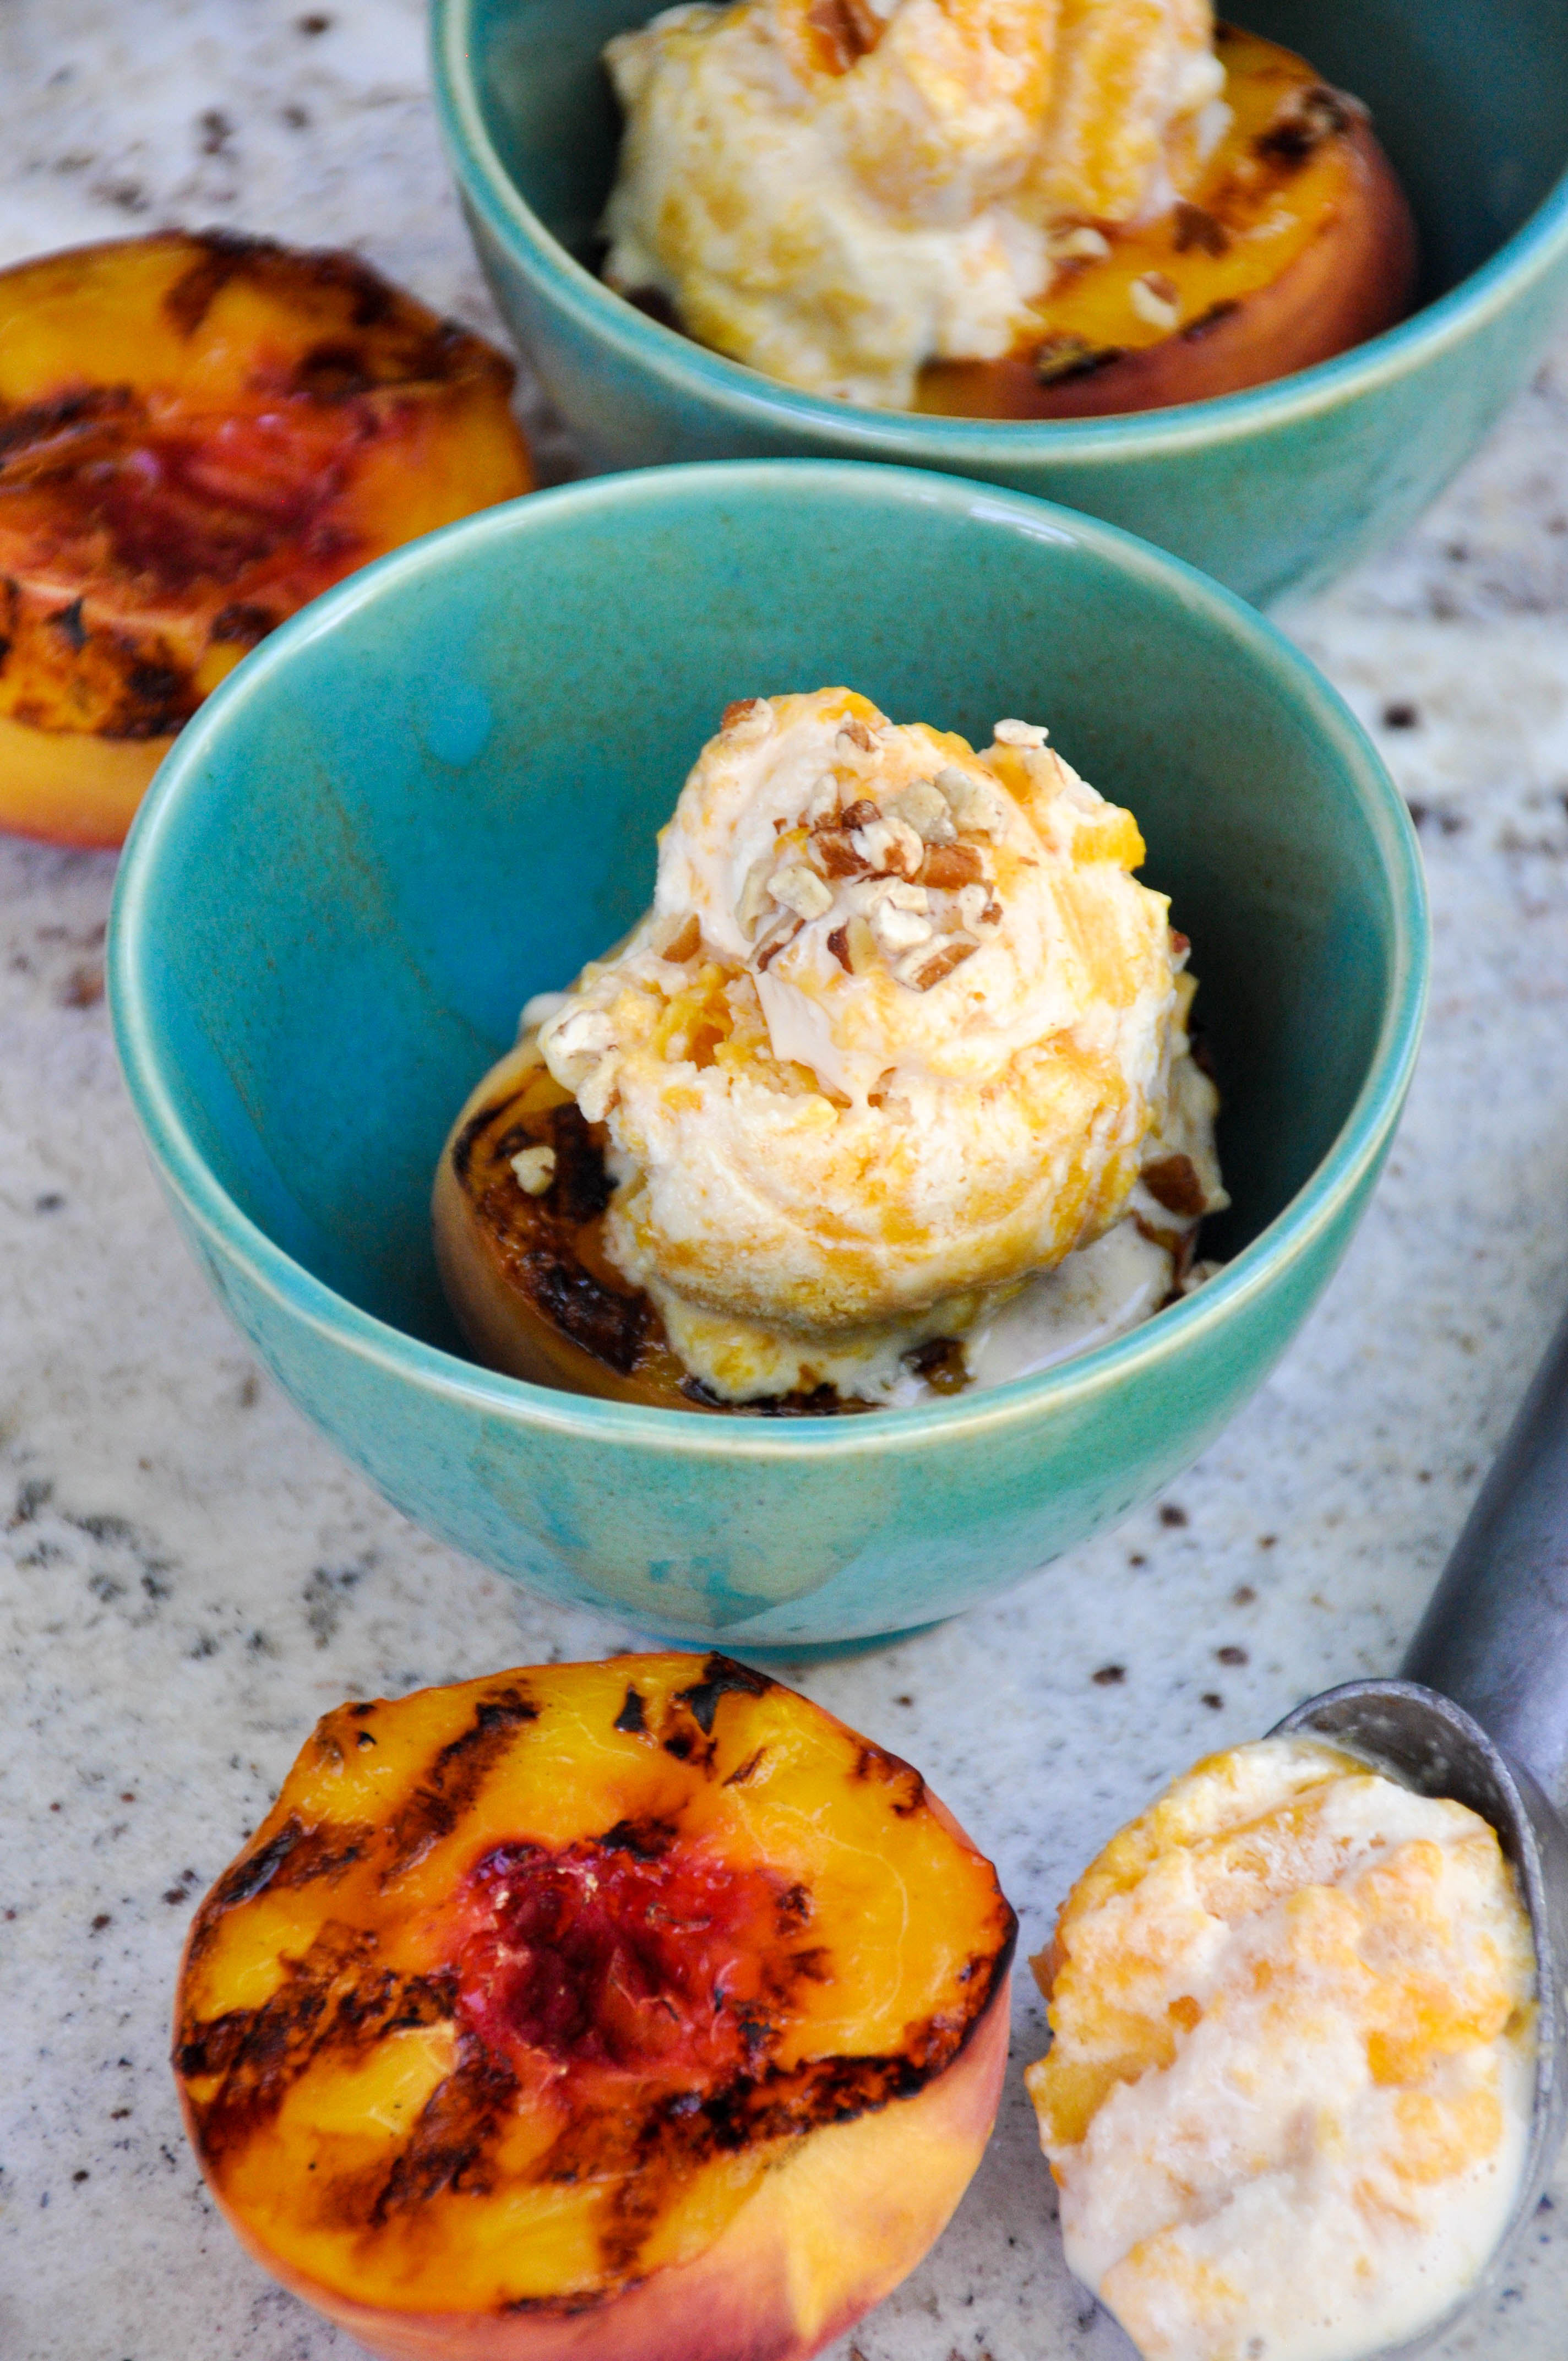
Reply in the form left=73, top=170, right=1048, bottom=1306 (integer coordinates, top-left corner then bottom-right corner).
left=433, top=0, right=1568, bottom=605
left=108, top=460, right=1426, bottom=1650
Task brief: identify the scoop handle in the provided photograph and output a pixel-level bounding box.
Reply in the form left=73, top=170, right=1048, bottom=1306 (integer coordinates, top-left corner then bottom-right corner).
left=1404, top=1302, right=1568, bottom=1810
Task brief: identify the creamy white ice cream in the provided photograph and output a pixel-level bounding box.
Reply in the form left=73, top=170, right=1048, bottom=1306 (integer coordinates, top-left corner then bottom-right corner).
left=1028, top=1737, right=1538, bottom=2361
left=601, top=0, right=1229, bottom=406
left=538, top=687, right=1219, bottom=1403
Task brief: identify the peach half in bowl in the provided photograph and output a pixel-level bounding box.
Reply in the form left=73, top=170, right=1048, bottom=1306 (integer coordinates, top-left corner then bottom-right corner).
left=108, top=461, right=1425, bottom=1649
left=433, top=0, right=1568, bottom=604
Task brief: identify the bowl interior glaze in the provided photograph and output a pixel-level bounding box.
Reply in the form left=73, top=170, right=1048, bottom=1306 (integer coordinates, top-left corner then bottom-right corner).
left=473, top=0, right=1568, bottom=329
left=114, top=463, right=1414, bottom=1361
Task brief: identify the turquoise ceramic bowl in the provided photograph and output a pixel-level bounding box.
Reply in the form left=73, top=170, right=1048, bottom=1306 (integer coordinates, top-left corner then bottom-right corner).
left=109, top=462, right=1425, bottom=1647
left=433, top=0, right=1568, bottom=606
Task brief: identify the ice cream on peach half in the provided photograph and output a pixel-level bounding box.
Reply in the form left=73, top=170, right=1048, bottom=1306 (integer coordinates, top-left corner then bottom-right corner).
left=171, top=1652, right=1016, bottom=2361
left=600, top=0, right=1417, bottom=415
left=1026, top=1737, right=1538, bottom=2361
left=0, top=230, right=531, bottom=848
left=434, top=687, right=1225, bottom=1413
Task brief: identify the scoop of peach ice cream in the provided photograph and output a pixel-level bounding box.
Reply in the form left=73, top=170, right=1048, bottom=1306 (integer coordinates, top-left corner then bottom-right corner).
left=1027, top=1737, right=1537, bottom=2361
left=601, top=0, right=1228, bottom=405
left=538, top=688, right=1180, bottom=1395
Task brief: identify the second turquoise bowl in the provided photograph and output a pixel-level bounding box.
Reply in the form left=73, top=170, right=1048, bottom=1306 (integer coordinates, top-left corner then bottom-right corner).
left=434, top=0, right=1568, bottom=605
left=110, top=463, right=1425, bottom=1647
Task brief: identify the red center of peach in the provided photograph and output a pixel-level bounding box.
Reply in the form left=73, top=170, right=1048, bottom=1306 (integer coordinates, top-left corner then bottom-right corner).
left=456, top=1830, right=798, bottom=2088
left=3, top=404, right=369, bottom=596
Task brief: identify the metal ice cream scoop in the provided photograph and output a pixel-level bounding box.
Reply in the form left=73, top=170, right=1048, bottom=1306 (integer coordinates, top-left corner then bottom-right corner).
left=1272, top=1301, right=1568, bottom=2353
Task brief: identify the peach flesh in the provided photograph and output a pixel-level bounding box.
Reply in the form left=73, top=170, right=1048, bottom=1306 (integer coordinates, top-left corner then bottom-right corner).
left=185, top=1982, right=1010, bottom=2361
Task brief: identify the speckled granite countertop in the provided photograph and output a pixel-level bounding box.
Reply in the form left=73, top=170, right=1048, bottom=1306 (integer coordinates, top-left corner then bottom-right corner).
left=4, top=7, right=1568, bottom=2358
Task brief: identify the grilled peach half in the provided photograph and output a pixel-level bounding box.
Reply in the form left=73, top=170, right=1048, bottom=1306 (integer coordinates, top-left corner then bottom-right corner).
left=433, top=1037, right=892, bottom=1415
left=172, top=1653, right=1016, bottom=2361
left=916, top=25, right=1418, bottom=421
left=0, top=230, right=532, bottom=848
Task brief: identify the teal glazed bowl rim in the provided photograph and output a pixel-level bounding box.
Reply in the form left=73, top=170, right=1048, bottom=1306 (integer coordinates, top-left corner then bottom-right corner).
left=110, top=460, right=1428, bottom=1471
left=432, top=0, right=1568, bottom=464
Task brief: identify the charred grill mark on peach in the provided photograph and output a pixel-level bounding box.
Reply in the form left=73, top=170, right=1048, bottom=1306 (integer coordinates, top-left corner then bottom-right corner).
left=1256, top=81, right=1358, bottom=165
left=522, top=1246, right=651, bottom=1373
left=163, top=232, right=416, bottom=349
left=161, top=229, right=277, bottom=336
left=178, top=1931, right=459, bottom=2162
left=546, top=1102, right=615, bottom=1223
left=292, top=341, right=376, bottom=402
left=184, top=1814, right=375, bottom=1981
left=209, top=600, right=274, bottom=647
left=0, top=385, right=139, bottom=478
left=1182, top=296, right=1240, bottom=342
left=676, top=1655, right=774, bottom=1735
left=597, top=1817, right=679, bottom=1859
left=459, top=1081, right=660, bottom=1375
left=677, top=1374, right=866, bottom=1416
left=51, top=599, right=88, bottom=652
left=450, top=1095, right=518, bottom=1184
left=851, top=1739, right=927, bottom=1818
left=613, top=1686, right=649, bottom=1735
left=204, top=1814, right=312, bottom=1909
left=723, top=1747, right=767, bottom=1788
left=0, top=590, right=204, bottom=738
left=440, top=1054, right=878, bottom=1414
left=379, top=1687, right=538, bottom=1882
left=369, top=2039, right=519, bottom=2222
left=776, top=1881, right=812, bottom=1929
left=1033, top=335, right=1124, bottom=385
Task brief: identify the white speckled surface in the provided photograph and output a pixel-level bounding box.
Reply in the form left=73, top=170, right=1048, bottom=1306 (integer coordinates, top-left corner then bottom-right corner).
left=3, top=6, right=1568, bottom=2358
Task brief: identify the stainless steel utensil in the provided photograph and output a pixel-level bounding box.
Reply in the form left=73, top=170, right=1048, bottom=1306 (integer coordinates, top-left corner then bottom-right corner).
left=1273, top=1303, right=1568, bottom=2352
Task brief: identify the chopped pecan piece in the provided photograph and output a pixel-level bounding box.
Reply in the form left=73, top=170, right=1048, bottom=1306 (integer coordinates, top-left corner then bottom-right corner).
left=814, top=830, right=872, bottom=879
left=921, top=842, right=985, bottom=890
left=657, top=912, right=701, bottom=964
left=755, top=917, right=803, bottom=973
left=900, top=937, right=978, bottom=992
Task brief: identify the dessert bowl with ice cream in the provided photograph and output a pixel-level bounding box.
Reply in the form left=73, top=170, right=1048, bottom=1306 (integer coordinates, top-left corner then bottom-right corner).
left=435, top=687, right=1227, bottom=1413
left=110, top=459, right=1424, bottom=1643
left=598, top=2, right=1417, bottom=419
left=435, top=0, right=1568, bottom=600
